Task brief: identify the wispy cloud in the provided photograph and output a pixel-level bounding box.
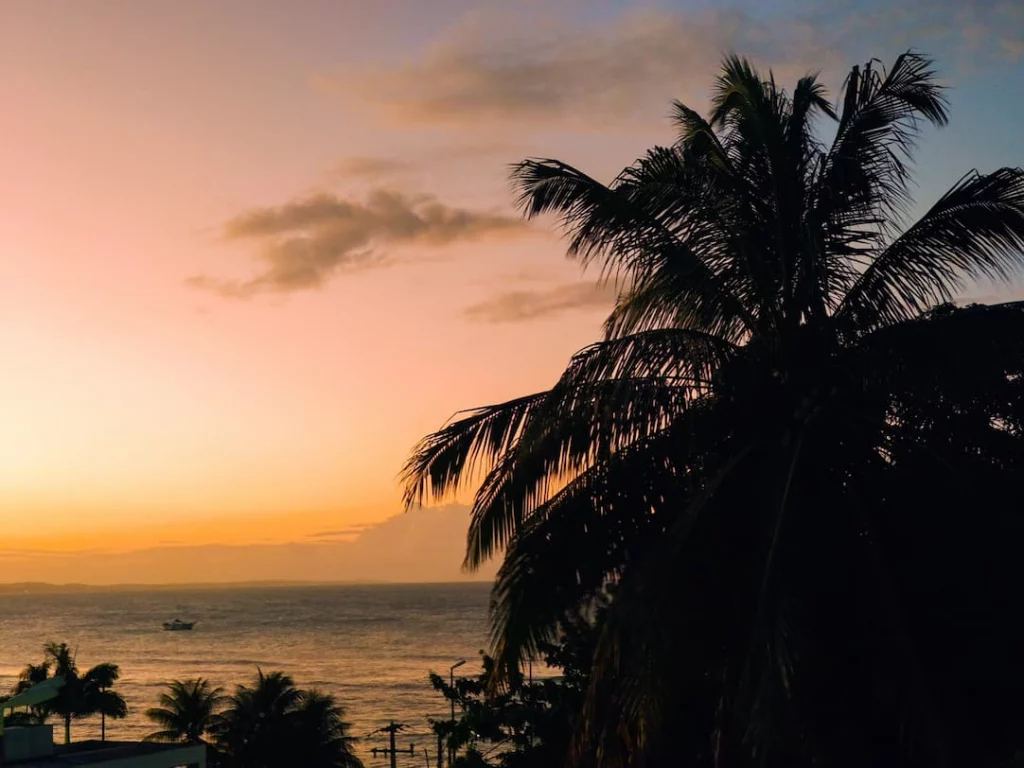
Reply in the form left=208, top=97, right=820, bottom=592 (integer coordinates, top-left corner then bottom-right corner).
left=0, top=547, right=110, bottom=559
left=189, top=189, right=529, bottom=297
left=328, top=2, right=1022, bottom=129
left=334, top=156, right=414, bottom=180
left=336, top=9, right=842, bottom=128
left=305, top=526, right=373, bottom=539
left=465, top=281, right=616, bottom=323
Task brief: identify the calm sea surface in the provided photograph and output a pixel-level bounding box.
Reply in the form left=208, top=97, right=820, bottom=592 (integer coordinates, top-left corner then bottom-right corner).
left=0, top=583, right=491, bottom=765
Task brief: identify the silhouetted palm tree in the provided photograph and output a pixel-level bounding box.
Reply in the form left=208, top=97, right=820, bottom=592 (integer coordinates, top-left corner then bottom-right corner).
left=38, top=643, right=128, bottom=744
left=404, top=52, right=1024, bottom=767
left=43, top=643, right=81, bottom=745
left=145, top=678, right=226, bottom=745
left=83, top=663, right=127, bottom=741
left=12, top=662, right=53, bottom=724
left=215, top=670, right=361, bottom=768
left=289, top=690, right=361, bottom=768
left=215, top=668, right=300, bottom=768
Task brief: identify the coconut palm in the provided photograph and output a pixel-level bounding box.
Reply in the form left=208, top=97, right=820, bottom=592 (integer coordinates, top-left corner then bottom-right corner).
left=215, top=668, right=300, bottom=768
left=215, top=670, right=361, bottom=768
left=82, top=663, right=127, bottom=741
left=11, top=661, right=53, bottom=724
left=288, top=690, right=361, bottom=768
left=39, top=643, right=128, bottom=744
left=145, top=678, right=226, bottom=745
left=404, top=52, right=1024, bottom=767
left=43, top=642, right=84, bottom=744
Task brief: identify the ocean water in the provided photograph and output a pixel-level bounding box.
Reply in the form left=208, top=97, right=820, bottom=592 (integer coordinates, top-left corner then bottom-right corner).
left=0, top=583, right=491, bottom=765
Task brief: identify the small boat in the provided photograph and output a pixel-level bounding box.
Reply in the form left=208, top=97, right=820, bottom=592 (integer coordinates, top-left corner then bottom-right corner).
left=162, top=619, right=195, bottom=631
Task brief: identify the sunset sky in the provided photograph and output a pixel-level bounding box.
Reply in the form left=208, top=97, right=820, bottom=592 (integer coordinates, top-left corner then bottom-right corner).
left=2, top=0, right=1022, bottom=582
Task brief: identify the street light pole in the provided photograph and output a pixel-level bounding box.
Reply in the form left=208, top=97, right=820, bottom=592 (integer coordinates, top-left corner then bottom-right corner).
left=448, top=660, right=466, bottom=767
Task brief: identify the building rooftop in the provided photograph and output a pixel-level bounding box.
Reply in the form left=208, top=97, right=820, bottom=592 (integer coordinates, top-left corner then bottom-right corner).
left=6, top=736, right=204, bottom=768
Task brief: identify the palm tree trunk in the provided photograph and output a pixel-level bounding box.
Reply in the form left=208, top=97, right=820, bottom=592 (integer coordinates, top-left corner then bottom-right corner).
left=101, top=711, right=105, bottom=742
left=64, top=713, right=71, bottom=745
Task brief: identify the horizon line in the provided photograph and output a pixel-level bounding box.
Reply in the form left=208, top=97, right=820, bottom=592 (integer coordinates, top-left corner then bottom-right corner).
left=0, top=578, right=494, bottom=594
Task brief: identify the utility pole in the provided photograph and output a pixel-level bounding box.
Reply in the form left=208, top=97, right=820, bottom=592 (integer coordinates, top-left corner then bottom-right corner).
left=448, top=660, right=466, bottom=767
left=369, top=721, right=414, bottom=768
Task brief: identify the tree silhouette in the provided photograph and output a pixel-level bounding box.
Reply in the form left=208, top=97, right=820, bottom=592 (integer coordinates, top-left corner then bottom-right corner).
left=431, top=608, right=599, bottom=767
left=215, top=669, right=361, bottom=768
left=83, top=663, right=127, bottom=741
left=28, top=643, right=128, bottom=745
left=10, top=662, right=53, bottom=725
left=145, top=678, right=226, bottom=745
left=404, top=52, right=1024, bottom=767
left=289, top=690, right=361, bottom=768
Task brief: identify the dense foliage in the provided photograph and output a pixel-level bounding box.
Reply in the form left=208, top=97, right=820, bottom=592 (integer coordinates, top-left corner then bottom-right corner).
left=431, top=609, right=599, bottom=768
left=405, top=51, right=1024, bottom=767
left=146, top=670, right=362, bottom=768
left=144, top=677, right=225, bottom=749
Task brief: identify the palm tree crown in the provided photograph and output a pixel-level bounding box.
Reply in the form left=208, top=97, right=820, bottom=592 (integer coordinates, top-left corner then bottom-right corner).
left=215, top=669, right=361, bottom=768
left=82, top=662, right=127, bottom=742
left=404, top=52, right=1024, bottom=767
left=8, top=662, right=53, bottom=726
left=145, top=678, right=226, bottom=745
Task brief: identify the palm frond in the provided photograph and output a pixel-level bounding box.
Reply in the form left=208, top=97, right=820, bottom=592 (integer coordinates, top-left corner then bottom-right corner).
left=401, top=392, right=548, bottom=508
left=703, top=56, right=840, bottom=330
left=606, top=147, right=761, bottom=339
left=487, top=416, right=715, bottom=681
left=462, top=331, right=735, bottom=564
left=465, top=379, right=692, bottom=569
left=511, top=159, right=756, bottom=338
left=815, top=51, right=949, bottom=248
left=671, top=101, right=733, bottom=172
left=92, top=689, right=127, bottom=719
left=564, top=329, right=737, bottom=387
left=838, top=168, right=1024, bottom=331
left=605, top=267, right=748, bottom=339
left=84, top=663, right=120, bottom=687
left=145, top=707, right=182, bottom=730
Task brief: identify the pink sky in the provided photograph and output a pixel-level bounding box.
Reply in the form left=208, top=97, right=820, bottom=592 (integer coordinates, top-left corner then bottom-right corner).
left=1, top=0, right=1021, bottom=581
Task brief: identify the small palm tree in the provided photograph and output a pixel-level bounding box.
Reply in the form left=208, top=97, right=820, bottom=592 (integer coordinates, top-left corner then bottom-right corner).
left=145, top=678, right=226, bottom=745
left=289, top=690, right=361, bottom=768
left=41, top=643, right=127, bottom=744
left=42, top=643, right=79, bottom=744
left=215, top=669, right=302, bottom=768
left=216, top=670, right=362, bottom=768
left=83, top=664, right=127, bottom=741
left=12, top=662, right=52, bottom=724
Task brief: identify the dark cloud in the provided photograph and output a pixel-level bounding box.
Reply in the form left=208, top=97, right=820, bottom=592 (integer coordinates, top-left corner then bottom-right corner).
left=189, top=189, right=528, bottom=297
left=465, top=281, right=616, bottom=323
left=336, top=3, right=1022, bottom=128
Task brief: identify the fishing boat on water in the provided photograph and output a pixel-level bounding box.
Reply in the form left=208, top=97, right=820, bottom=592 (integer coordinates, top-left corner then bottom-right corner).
left=162, top=618, right=195, bottom=631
